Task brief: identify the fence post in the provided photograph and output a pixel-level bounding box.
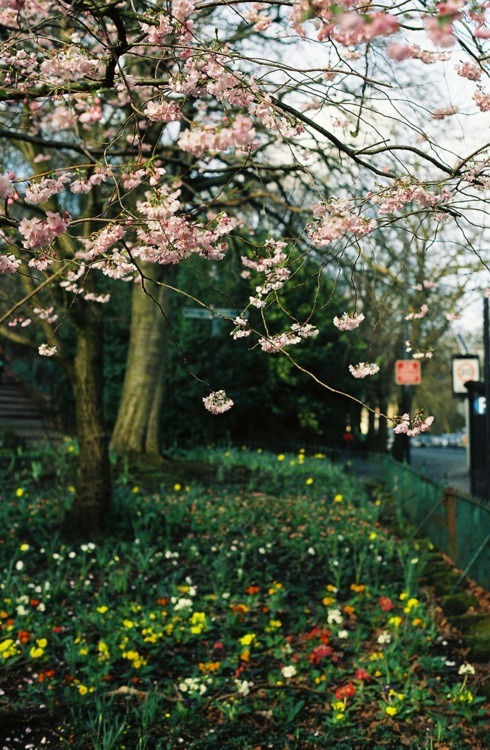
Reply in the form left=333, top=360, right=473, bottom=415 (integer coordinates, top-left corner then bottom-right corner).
left=444, top=486, right=458, bottom=562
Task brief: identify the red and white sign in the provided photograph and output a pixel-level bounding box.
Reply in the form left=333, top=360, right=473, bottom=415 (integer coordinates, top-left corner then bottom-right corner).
left=452, top=356, right=480, bottom=395
left=395, top=360, right=422, bottom=385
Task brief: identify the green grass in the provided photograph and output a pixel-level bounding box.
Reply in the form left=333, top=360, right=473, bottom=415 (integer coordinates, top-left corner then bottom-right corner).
left=0, top=446, right=487, bottom=749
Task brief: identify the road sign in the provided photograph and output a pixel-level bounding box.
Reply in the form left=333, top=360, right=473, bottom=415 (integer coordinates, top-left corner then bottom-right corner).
left=452, top=355, right=480, bottom=395
left=395, top=359, right=421, bottom=385
left=182, top=307, right=239, bottom=320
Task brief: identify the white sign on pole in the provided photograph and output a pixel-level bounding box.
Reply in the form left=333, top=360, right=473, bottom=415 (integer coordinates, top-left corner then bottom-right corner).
left=452, top=355, right=480, bottom=395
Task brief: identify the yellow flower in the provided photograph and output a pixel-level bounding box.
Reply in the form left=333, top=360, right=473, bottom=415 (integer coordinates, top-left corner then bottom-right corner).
left=19, top=543, right=30, bottom=552
left=388, top=616, right=402, bottom=628
left=265, top=619, right=282, bottom=631
left=132, top=486, right=139, bottom=493
left=306, top=477, right=314, bottom=485
left=375, top=499, right=382, bottom=506
left=15, top=488, right=24, bottom=498
left=189, top=612, right=206, bottom=634
left=37, top=638, right=47, bottom=648
left=404, top=597, right=419, bottom=613
left=30, top=646, right=44, bottom=658
left=333, top=494, right=343, bottom=503
left=369, top=532, right=377, bottom=541
left=331, top=701, right=345, bottom=712
left=0, top=639, right=18, bottom=659
left=399, top=592, right=408, bottom=601
left=98, top=641, right=110, bottom=660
left=277, top=454, right=285, bottom=461
left=97, top=605, right=109, bottom=614
left=239, top=633, right=256, bottom=647
left=385, top=706, right=397, bottom=716
left=173, top=483, right=182, bottom=491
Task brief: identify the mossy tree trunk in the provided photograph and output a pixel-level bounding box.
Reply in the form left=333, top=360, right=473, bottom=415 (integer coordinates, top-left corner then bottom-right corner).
left=64, top=301, right=112, bottom=537
left=110, top=264, right=171, bottom=456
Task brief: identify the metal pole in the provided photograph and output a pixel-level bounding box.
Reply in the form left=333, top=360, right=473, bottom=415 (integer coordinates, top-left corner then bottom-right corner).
left=484, top=297, right=490, bottom=501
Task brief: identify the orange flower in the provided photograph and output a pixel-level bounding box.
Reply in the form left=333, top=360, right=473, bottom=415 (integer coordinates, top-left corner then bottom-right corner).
left=18, top=630, right=30, bottom=644
left=230, top=603, right=248, bottom=615
left=245, top=585, right=260, bottom=595
left=344, top=605, right=355, bottom=617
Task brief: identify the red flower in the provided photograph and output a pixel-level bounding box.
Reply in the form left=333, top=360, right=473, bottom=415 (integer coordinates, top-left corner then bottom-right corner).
left=305, top=626, right=331, bottom=643
left=335, top=682, right=356, bottom=701
left=308, top=644, right=333, bottom=664
left=379, top=596, right=394, bottom=612
left=354, top=668, right=370, bottom=682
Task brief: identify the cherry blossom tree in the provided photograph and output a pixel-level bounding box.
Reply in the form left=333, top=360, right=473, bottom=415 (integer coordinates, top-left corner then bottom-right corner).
left=1, top=0, right=489, bottom=533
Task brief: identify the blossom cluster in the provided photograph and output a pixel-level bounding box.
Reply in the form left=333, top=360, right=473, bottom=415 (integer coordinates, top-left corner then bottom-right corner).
left=333, top=312, right=365, bottom=331
left=393, top=413, right=435, bottom=437
left=349, top=362, right=380, bottom=379
left=202, top=390, right=234, bottom=414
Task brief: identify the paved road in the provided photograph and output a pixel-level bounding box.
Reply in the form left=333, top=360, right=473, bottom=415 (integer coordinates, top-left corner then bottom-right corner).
left=409, top=446, right=470, bottom=495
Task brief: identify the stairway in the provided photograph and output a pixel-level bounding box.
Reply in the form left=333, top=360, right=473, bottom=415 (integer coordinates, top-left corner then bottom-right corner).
left=0, top=370, right=64, bottom=445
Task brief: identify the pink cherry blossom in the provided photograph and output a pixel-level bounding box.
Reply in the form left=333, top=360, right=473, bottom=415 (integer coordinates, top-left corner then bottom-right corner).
left=0, top=174, right=14, bottom=200
left=18, top=212, right=69, bottom=249
left=203, top=390, right=234, bottom=414
left=333, top=312, right=365, bottom=331
left=349, top=362, right=380, bottom=378
left=0, top=253, right=21, bottom=273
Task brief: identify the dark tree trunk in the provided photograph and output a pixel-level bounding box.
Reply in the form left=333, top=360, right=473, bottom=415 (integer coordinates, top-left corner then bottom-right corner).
left=64, top=301, right=111, bottom=537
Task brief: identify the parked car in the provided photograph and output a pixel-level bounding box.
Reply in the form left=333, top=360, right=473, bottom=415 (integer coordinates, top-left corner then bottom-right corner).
left=411, top=434, right=433, bottom=448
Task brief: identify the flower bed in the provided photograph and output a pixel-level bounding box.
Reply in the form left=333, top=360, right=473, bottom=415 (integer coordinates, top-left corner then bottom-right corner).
left=0, top=448, right=488, bottom=749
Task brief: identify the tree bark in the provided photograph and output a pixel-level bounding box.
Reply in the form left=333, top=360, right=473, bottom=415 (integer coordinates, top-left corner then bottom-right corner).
left=110, top=264, right=171, bottom=455
left=64, top=301, right=111, bottom=537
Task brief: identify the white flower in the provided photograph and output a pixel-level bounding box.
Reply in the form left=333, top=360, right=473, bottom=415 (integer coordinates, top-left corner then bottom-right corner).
left=235, top=679, right=251, bottom=696
left=281, top=665, right=297, bottom=679
left=327, top=608, right=343, bottom=625
left=458, top=663, right=475, bottom=675
left=38, top=343, right=57, bottom=357
left=338, top=629, right=349, bottom=639
left=15, top=560, right=24, bottom=571
left=174, top=598, right=193, bottom=611
left=377, top=630, right=391, bottom=645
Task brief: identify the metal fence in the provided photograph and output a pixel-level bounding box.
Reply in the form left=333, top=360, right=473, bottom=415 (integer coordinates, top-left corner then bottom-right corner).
left=380, top=458, right=490, bottom=590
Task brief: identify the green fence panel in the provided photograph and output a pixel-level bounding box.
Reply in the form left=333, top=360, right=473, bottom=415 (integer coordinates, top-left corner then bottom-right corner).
left=378, top=457, right=489, bottom=590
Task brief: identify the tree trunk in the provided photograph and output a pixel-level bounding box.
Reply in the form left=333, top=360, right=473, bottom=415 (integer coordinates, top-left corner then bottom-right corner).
left=110, top=264, right=171, bottom=455
left=64, top=302, right=111, bottom=537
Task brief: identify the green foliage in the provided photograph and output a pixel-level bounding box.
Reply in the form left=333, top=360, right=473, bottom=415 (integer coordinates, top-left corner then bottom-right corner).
left=161, top=243, right=367, bottom=447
